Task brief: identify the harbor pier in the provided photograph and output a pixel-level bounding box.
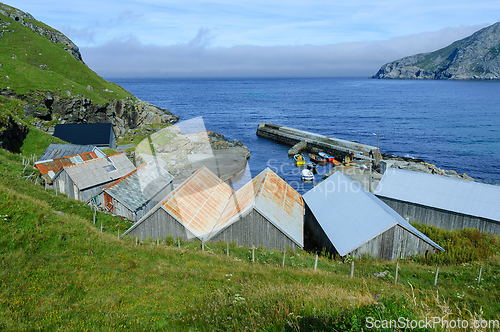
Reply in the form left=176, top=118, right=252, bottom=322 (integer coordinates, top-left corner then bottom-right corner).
left=256, top=123, right=382, bottom=164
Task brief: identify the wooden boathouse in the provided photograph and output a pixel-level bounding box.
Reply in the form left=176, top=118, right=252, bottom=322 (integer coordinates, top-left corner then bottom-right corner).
left=303, top=171, right=444, bottom=260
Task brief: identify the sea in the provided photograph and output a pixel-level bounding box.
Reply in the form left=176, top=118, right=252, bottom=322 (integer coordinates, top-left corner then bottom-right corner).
left=110, top=78, right=500, bottom=194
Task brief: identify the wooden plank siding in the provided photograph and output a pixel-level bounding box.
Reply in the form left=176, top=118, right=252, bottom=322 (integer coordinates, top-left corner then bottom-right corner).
left=349, top=225, right=438, bottom=260
left=303, top=204, right=339, bottom=255
left=379, top=197, right=500, bottom=235
left=209, top=209, right=300, bottom=251
left=126, top=208, right=198, bottom=241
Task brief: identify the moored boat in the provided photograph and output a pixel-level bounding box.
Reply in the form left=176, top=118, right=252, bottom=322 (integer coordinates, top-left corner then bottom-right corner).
left=301, top=168, right=314, bottom=181
left=318, top=152, right=335, bottom=163
left=309, top=153, right=327, bottom=165
left=306, top=162, right=318, bottom=173
left=294, top=154, right=306, bottom=166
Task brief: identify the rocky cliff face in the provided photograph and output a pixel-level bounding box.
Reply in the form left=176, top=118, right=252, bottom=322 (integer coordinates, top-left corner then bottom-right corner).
left=372, top=22, right=500, bottom=80
left=12, top=90, right=180, bottom=136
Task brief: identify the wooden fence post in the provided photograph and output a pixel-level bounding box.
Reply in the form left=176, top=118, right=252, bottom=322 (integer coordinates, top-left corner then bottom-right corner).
left=478, top=266, right=483, bottom=285
left=136, top=236, right=138, bottom=246
left=118, top=230, right=120, bottom=239
left=350, top=260, right=354, bottom=279
left=282, top=250, right=286, bottom=268
left=252, top=247, right=255, bottom=263
left=395, top=262, right=399, bottom=284
left=314, top=253, right=318, bottom=271
left=434, top=266, right=439, bottom=286
left=226, top=242, right=229, bottom=257
left=100, top=221, right=103, bottom=233
left=93, top=207, right=96, bottom=225
left=178, top=237, right=180, bottom=248
left=202, top=240, right=204, bottom=251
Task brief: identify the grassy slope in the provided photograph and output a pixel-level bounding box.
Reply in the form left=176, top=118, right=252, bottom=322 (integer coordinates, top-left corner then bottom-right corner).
left=1, top=144, right=500, bottom=331
left=0, top=4, right=133, bottom=106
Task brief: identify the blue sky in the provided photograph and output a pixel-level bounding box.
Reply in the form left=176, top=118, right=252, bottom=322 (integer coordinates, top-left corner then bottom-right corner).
left=9, top=0, right=500, bottom=77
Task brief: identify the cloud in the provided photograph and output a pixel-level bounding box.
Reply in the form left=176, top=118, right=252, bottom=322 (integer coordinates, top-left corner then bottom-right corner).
left=80, top=24, right=486, bottom=78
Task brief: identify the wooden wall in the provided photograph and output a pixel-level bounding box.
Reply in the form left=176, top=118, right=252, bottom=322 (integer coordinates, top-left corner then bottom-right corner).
left=379, top=197, right=500, bottom=235
left=349, top=224, right=438, bottom=260
left=126, top=208, right=198, bottom=241
left=209, top=209, right=301, bottom=251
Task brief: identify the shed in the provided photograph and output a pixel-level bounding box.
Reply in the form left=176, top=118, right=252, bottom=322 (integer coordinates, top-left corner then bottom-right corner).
left=52, top=152, right=135, bottom=203
left=375, top=168, right=500, bottom=235
left=97, top=161, right=174, bottom=221
left=53, top=123, right=116, bottom=149
left=38, top=143, right=105, bottom=161
left=303, top=171, right=443, bottom=260
left=122, top=166, right=304, bottom=250
left=35, top=150, right=100, bottom=184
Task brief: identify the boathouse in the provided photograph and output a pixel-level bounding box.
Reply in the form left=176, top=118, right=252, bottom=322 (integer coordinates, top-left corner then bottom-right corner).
left=38, top=143, right=105, bottom=162
left=303, top=171, right=444, bottom=260
left=96, top=161, right=174, bottom=221
left=35, top=150, right=100, bottom=184
left=122, top=166, right=304, bottom=250
left=52, top=152, right=135, bottom=203
left=375, top=168, right=500, bottom=235
left=53, top=123, right=116, bottom=149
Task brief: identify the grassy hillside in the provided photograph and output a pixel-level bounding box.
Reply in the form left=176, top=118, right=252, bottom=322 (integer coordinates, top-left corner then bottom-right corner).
left=0, top=3, right=134, bottom=106
left=1, top=143, right=500, bottom=331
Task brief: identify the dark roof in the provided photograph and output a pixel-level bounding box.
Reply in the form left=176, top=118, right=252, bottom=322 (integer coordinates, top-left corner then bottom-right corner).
left=53, top=123, right=114, bottom=146
left=38, top=143, right=97, bottom=161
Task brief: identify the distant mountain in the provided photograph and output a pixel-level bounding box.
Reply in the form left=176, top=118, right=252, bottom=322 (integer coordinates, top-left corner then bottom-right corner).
left=372, top=22, right=500, bottom=80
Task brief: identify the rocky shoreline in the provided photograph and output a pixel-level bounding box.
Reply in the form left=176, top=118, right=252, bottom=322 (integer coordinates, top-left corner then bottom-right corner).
left=380, top=153, right=475, bottom=181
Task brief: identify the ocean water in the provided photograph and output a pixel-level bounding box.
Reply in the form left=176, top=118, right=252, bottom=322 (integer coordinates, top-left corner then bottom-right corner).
left=111, top=78, right=500, bottom=193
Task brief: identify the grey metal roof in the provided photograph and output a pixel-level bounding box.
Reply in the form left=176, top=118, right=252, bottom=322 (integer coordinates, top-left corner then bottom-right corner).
left=63, top=153, right=136, bottom=190
left=104, top=161, right=174, bottom=212
left=375, top=168, right=500, bottom=223
left=303, top=171, right=443, bottom=256
left=38, top=143, right=98, bottom=161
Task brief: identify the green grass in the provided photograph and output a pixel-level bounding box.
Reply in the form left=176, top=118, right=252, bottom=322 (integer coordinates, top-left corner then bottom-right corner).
left=0, top=8, right=134, bottom=105
left=1, top=144, right=500, bottom=331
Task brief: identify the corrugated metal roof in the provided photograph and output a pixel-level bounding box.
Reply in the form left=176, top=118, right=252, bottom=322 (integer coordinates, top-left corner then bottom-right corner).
left=63, top=152, right=135, bottom=190
left=35, top=151, right=98, bottom=184
left=375, top=168, right=500, bottom=223
left=303, top=171, right=443, bottom=256
left=124, top=166, right=304, bottom=246
left=104, top=161, right=174, bottom=212
left=209, top=168, right=303, bottom=247
left=38, top=143, right=99, bottom=161
left=161, top=167, right=235, bottom=240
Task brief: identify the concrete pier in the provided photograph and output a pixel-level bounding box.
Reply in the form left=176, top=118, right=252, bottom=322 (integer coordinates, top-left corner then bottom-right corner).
left=256, top=123, right=382, bottom=163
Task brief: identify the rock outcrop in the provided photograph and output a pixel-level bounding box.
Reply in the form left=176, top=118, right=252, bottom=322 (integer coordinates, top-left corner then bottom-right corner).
left=0, top=114, right=28, bottom=151
left=15, top=91, right=180, bottom=136
left=372, top=22, right=500, bottom=80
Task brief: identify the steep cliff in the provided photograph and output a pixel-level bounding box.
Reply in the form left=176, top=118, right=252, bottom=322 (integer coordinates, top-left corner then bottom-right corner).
left=0, top=2, right=178, bottom=137
left=372, top=22, right=500, bottom=80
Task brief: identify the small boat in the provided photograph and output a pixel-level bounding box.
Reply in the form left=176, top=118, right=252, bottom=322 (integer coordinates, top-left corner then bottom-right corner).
left=301, top=169, right=314, bottom=181
left=318, top=152, right=336, bottom=163
left=332, top=159, right=341, bottom=166
left=306, top=162, right=318, bottom=173
left=309, top=153, right=327, bottom=165
left=294, top=154, right=306, bottom=166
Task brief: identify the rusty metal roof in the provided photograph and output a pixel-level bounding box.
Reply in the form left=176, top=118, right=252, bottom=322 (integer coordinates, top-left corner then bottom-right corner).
left=38, top=143, right=99, bottom=161
left=124, top=166, right=304, bottom=246
left=208, top=168, right=304, bottom=247
left=61, top=152, right=136, bottom=190
left=104, top=161, right=174, bottom=212
left=161, top=167, right=235, bottom=240
left=35, top=151, right=98, bottom=184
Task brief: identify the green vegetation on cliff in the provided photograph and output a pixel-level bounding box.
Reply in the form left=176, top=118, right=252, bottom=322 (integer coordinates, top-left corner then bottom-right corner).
left=0, top=2, right=133, bottom=105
